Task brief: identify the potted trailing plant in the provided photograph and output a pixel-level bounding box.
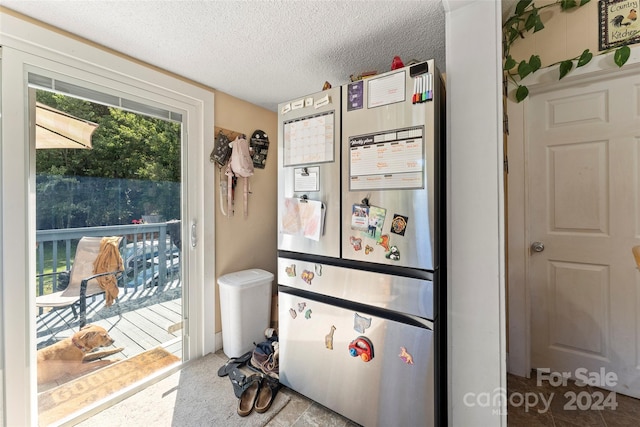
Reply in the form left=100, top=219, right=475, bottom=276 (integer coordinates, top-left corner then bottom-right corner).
left=503, top=0, right=631, bottom=102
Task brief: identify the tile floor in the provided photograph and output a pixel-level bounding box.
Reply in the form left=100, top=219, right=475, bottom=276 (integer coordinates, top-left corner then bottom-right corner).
left=507, top=372, right=640, bottom=426
left=264, top=372, right=640, bottom=426
left=265, top=387, right=360, bottom=427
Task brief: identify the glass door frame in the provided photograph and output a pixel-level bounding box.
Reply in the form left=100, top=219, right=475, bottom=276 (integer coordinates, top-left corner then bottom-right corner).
left=1, top=15, right=216, bottom=426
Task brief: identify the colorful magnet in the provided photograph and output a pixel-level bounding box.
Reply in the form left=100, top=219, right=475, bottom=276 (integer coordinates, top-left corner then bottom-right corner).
left=325, top=325, right=336, bottom=350
left=301, top=270, right=314, bottom=285
left=365, top=245, right=374, bottom=255
left=351, top=204, right=369, bottom=232
left=285, top=264, right=296, bottom=277
left=390, top=214, right=408, bottom=236
left=367, top=206, right=387, bottom=239
left=348, top=336, right=374, bottom=362
left=289, top=308, right=297, bottom=319
left=399, top=346, right=414, bottom=365
left=386, top=246, right=401, bottom=261
left=376, top=234, right=390, bottom=252
left=297, top=302, right=307, bottom=312
left=315, top=264, right=323, bottom=276
left=354, top=313, right=372, bottom=333
left=305, top=309, right=312, bottom=319
left=350, top=236, right=363, bottom=251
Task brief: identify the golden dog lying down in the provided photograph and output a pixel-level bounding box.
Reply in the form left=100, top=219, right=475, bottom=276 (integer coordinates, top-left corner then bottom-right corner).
left=37, top=324, right=124, bottom=387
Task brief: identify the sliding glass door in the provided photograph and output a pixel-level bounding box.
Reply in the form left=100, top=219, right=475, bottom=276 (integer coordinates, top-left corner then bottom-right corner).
left=30, top=80, right=187, bottom=423
left=0, top=27, right=214, bottom=425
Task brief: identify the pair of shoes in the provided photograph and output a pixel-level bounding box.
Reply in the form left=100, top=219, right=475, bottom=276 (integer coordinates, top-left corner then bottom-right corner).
left=217, top=351, right=252, bottom=377
left=237, top=374, right=262, bottom=417
left=236, top=374, right=281, bottom=417
left=255, top=375, right=280, bottom=413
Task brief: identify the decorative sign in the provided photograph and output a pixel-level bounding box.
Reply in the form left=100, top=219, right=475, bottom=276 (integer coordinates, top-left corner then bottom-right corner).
left=283, top=112, right=335, bottom=166
left=348, top=126, right=425, bottom=191
left=599, top=0, right=640, bottom=50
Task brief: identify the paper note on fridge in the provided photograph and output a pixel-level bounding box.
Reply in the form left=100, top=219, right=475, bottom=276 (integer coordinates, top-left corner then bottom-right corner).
left=281, top=197, right=325, bottom=241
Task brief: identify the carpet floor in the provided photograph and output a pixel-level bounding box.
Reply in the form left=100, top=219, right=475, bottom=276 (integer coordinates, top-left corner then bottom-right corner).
left=73, top=352, right=290, bottom=427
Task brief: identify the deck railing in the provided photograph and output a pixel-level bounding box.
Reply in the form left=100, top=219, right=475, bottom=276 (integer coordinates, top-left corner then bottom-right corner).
left=36, top=222, right=181, bottom=298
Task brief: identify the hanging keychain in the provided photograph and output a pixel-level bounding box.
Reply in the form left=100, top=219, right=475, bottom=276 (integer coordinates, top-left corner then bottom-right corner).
left=219, top=167, right=228, bottom=216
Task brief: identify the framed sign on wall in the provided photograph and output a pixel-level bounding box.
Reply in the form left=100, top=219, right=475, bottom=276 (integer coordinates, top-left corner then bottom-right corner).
left=599, top=0, right=640, bottom=50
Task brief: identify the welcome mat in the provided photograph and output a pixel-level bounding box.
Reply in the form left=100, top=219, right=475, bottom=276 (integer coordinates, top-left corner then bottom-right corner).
left=38, top=346, right=180, bottom=426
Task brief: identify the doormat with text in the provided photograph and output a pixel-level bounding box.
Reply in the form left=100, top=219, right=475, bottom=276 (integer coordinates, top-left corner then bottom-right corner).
left=38, top=346, right=180, bottom=426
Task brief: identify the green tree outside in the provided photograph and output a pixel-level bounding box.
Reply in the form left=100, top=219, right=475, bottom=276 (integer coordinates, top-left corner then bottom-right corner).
left=35, top=91, right=181, bottom=229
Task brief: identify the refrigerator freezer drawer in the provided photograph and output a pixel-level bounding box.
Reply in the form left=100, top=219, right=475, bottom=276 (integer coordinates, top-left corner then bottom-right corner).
left=278, top=256, right=433, bottom=321
left=279, top=290, right=434, bottom=427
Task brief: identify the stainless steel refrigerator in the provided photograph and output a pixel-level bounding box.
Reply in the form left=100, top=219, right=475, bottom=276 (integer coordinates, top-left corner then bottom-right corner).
left=277, top=60, right=445, bottom=427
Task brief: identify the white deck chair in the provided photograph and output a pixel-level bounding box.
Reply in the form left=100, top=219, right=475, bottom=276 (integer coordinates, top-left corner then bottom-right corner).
left=36, top=236, right=123, bottom=328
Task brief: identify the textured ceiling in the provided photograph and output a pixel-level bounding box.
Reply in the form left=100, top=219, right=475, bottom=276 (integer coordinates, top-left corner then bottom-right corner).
left=1, top=1, right=447, bottom=112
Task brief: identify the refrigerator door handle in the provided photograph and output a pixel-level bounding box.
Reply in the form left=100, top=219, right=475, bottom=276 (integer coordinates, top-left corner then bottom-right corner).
left=278, top=284, right=434, bottom=330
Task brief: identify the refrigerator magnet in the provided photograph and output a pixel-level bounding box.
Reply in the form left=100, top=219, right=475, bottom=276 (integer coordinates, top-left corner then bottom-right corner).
left=366, top=205, right=387, bottom=239
left=347, top=81, right=364, bottom=111
left=354, top=313, right=372, bottom=333
left=390, top=214, right=408, bottom=236
left=376, top=234, right=390, bottom=252
left=301, top=270, right=314, bottom=285
left=325, top=325, right=337, bottom=350
left=351, top=204, right=369, bottom=232
left=385, top=246, right=401, bottom=261
left=289, top=308, right=297, bottom=319
left=297, top=302, right=306, bottom=312
left=365, top=245, right=374, bottom=255
left=349, top=336, right=374, bottom=362
left=350, top=236, right=363, bottom=251
left=285, top=264, right=296, bottom=277
left=305, top=309, right=312, bottom=319
left=399, top=347, right=415, bottom=365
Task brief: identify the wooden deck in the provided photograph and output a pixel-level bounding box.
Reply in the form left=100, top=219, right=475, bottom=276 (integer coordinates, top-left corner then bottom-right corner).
left=36, top=280, right=183, bottom=359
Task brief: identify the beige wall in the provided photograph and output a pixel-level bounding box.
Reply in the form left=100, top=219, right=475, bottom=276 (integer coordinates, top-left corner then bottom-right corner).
left=212, top=91, right=278, bottom=333
left=509, top=0, right=599, bottom=67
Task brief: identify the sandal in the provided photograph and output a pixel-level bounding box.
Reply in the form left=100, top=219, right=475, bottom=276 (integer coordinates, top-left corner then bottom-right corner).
left=237, top=375, right=262, bottom=417
left=228, top=367, right=247, bottom=398
left=217, top=351, right=252, bottom=377
left=254, top=376, right=280, bottom=413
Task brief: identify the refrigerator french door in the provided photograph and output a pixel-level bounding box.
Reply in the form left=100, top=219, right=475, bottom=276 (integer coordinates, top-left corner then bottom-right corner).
left=276, top=85, right=341, bottom=258
left=277, top=60, right=444, bottom=427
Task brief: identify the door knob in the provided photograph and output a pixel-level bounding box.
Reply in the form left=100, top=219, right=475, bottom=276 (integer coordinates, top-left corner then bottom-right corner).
left=531, top=241, right=545, bottom=253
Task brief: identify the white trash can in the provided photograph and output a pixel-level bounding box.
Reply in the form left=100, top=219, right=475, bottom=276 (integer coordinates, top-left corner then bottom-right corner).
left=218, top=269, right=274, bottom=358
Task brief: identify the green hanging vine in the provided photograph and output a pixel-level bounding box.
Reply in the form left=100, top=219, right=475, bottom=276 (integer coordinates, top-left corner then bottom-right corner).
left=503, top=0, right=631, bottom=102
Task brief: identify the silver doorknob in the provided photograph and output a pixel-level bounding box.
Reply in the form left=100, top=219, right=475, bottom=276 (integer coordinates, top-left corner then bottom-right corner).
left=531, top=241, right=545, bottom=253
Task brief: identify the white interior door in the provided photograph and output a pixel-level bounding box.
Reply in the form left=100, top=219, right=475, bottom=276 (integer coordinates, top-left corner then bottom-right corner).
left=528, top=70, right=640, bottom=397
